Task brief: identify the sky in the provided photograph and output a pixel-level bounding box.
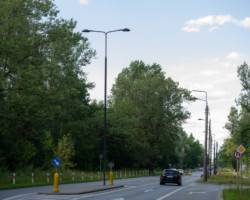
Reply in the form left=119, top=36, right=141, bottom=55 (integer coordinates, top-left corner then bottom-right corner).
left=53, top=0, right=250, bottom=150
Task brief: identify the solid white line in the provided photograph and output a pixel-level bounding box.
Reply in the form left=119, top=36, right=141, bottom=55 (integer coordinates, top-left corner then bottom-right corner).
left=2, top=193, right=36, bottom=200
left=155, top=186, right=187, bottom=200
left=72, top=182, right=159, bottom=200
left=71, top=186, right=136, bottom=200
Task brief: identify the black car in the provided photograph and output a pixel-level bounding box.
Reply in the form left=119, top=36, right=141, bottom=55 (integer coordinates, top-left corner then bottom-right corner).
left=160, top=169, right=182, bottom=186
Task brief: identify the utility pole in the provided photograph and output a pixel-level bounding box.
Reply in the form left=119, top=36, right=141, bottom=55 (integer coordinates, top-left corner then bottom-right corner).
left=204, top=104, right=209, bottom=181
left=209, top=120, right=212, bottom=178
left=192, top=90, right=209, bottom=181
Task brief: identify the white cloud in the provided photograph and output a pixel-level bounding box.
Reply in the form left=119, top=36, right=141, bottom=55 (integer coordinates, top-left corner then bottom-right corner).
left=79, top=0, right=88, bottom=5
left=182, top=15, right=250, bottom=32
left=181, top=26, right=200, bottom=32
left=200, top=70, right=221, bottom=76
left=226, top=52, right=240, bottom=59
left=206, top=58, right=219, bottom=63
left=209, top=26, right=219, bottom=32
left=238, top=17, right=250, bottom=27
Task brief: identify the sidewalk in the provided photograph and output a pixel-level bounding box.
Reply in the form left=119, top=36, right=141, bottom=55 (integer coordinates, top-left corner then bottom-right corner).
left=38, top=184, right=124, bottom=195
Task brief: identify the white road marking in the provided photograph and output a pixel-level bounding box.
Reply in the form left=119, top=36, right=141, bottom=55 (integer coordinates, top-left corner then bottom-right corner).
left=2, top=193, right=36, bottom=200
left=144, top=189, right=154, bottom=192
left=72, top=182, right=158, bottom=200
left=155, top=186, right=187, bottom=200
left=71, top=186, right=136, bottom=200
left=189, top=192, right=206, bottom=195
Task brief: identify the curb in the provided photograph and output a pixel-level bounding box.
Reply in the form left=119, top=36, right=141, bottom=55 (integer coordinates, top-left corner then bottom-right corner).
left=38, top=184, right=124, bottom=195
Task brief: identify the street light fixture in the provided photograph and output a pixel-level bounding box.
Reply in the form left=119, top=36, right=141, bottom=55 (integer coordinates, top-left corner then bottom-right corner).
left=82, top=28, right=130, bottom=185
left=192, top=90, right=209, bottom=181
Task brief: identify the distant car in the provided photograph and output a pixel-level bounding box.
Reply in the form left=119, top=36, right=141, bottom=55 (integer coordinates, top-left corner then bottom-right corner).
left=199, top=168, right=203, bottom=171
left=178, top=169, right=184, bottom=175
left=160, top=169, right=182, bottom=186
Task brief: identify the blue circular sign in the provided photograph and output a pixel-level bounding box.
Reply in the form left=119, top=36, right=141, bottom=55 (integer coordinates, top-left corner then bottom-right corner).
left=52, top=158, right=61, bottom=167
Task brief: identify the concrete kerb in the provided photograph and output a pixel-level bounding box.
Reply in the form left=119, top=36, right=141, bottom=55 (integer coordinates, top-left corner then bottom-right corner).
left=38, top=184, right=124, bottom=195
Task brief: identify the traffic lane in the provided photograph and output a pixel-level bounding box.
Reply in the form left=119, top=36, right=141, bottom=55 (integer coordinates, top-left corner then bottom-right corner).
left=73, top=172, right=201, bottom=200
left=0, top=181, right=109, bottom=200
left=0, top=177, right=160, bottom=200
left=165, top=182, right=222, bottom=200
left=0, top=173, right=201, bottom=200
left=62, top=173, right=201, bottom=200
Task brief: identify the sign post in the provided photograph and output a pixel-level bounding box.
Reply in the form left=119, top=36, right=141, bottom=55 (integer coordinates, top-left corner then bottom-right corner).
left=52, top=158, right=61, bottom=192
left=234, top=145, right=246, bottom=199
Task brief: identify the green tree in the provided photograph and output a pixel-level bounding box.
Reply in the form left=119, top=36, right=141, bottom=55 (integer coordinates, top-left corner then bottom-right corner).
left=0, top=0, right=95, bottom=170
left=222, top=62, right=250, bottom=171
left=182, top=134, right=203, bottom=169
left=54, top=134, right=76, bottom=169
left=110, top=60, right=191, bottom=172
left=237, top=62, right=250, bottom=112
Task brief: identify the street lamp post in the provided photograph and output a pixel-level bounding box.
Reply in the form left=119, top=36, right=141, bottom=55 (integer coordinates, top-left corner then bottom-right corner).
left=99, top=154, right=103, bottom=173
left=212, top=134, right=216, bottom=175
left=192, top=90, right=209, bottom=181
left=82, top=28, right=130, bottom=185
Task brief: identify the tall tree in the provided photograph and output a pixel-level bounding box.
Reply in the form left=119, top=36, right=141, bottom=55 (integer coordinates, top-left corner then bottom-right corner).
left=110, top=60, right=191, bottom=172
left=237, top=62, right=250, bottom=112
left=0, top=0, right=95, bottom=170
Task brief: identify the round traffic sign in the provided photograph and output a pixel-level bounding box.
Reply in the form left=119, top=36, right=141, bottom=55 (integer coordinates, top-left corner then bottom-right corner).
left=234, top=150, right=241, bottom=159
left=52, top=158, right=61, bottom=167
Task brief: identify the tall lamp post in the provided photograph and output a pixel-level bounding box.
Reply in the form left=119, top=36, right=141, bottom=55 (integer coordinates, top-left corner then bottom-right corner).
left=192, top=90, right=209, bottom=181
left=212, top=134, right=216, bottom=175
left=82, top=28, right=130, bottom=185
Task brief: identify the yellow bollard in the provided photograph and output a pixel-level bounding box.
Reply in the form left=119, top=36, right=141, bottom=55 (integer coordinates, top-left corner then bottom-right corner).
left=185, top=170, right=188, bottom=175
left=110, top=172, right=113, bottom=185
left=53, top=173, right=59, bottom=192
left=189, top=169, right=192, bottom=175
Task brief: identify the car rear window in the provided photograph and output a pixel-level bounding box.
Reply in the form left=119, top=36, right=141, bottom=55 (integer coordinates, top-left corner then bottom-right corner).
left=164, top=170, right=178, bottom=175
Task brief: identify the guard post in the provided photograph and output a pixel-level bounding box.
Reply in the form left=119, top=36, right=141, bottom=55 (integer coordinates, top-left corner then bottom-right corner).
left=52, top=158, right=61, bottom=192
left=109, top=162, right=114, bottom=185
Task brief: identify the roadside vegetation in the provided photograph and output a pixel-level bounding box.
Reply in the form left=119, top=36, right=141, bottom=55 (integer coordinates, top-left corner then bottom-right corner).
left=0, top=1, right=249, bottom=196
left=0, top=0, right=203, bottom=177
left=223, top=189, right=250, bottom=200
left=197, top=168, right=250, bottom=185
left=0, top=168, right=160, bottom=190
left=198, top=168, right=250, bottom=200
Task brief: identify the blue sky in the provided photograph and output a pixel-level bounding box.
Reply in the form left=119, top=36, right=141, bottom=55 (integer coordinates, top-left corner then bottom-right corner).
left=54, top=0, right=250, bottom=149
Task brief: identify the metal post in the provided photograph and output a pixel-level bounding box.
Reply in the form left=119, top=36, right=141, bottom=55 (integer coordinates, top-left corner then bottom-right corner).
left=192, top=90, right=209, bottom=181
left=103, top=33, right=107, bottom=185
left=213, top=138, right=216, bottom=175
left=240, top=158, right=242, bottom=198
left=237, top=159, right=239, bottom=189
left=82, top=28, right=130, bottom=186
left=204, top=104, right=208, bottom=181
left=208, top=120, right=211, bottom=178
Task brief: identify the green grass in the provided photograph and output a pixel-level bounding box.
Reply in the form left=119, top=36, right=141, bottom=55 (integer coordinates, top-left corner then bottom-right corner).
left=223, top=189, right=250, bottom=200
left=0, top=169, right=160, bottom=190
left=197, top=168, right=250, bottom=185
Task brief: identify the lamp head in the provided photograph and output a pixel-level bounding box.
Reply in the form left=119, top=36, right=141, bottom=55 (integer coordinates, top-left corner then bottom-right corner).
left=82, top=29, right=91, bottom=33
left=121, top=28, right=130, bottom=32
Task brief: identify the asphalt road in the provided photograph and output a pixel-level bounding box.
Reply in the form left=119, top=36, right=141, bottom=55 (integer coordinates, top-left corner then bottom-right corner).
left=0, top=171, right=223, bottom=200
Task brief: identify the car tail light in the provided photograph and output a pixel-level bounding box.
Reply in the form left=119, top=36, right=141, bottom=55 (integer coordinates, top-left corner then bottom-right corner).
left=174, top=175, right=178, bottom=178
left=161, top=174, right=165, bottom=178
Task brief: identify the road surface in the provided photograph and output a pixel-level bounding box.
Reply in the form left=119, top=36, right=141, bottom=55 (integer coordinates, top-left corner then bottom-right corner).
left=0, top=171, right=222, bottom=200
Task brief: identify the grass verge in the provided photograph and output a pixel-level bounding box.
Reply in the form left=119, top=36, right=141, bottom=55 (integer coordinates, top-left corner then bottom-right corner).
left=0, top=169, right=161, bottom=190
left=197, top=168, right=250, bottom=185
left=223, top=189, right=250, bottom=200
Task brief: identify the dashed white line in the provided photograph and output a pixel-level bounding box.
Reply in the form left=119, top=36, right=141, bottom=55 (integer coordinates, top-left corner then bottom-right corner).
left=155, top=186, right=187, bottom=200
